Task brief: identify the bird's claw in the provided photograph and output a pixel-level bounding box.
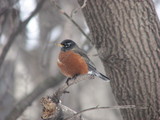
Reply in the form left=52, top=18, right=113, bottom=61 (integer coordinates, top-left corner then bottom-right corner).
left=66, top=78, right=71, bottom=85
left=65, top=74, right=79, bottom=85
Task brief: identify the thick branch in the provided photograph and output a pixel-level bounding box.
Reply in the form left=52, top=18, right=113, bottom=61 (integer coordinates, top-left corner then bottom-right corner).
left=5, top=74, right=65, bottom=120
left=53, top=74, right=94, bottom=101
left=41, top=74, right=94, bottom=120
left=41, top=97, right=86, bottom=120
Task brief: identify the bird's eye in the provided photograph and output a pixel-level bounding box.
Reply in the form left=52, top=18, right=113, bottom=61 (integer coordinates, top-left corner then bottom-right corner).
left=65, top=43, right=71, bottom=47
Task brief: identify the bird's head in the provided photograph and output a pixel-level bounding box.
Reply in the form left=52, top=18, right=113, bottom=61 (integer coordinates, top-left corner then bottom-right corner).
left=57, top=39, right=77, bottom=51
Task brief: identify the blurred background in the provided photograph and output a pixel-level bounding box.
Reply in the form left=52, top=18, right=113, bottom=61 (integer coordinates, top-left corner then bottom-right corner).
left=0, top=0, right=159, bottom=120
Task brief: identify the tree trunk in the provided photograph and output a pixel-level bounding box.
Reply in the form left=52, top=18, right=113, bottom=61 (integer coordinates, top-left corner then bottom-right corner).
left=78, top=0, right=160, bottom=120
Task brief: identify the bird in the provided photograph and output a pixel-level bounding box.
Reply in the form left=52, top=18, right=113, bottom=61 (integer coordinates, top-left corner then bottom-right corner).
left=57, top=39, right=110, bottom=82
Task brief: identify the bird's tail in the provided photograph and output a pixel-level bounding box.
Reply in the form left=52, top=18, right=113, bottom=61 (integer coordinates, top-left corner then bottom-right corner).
left=94, top=71, right=110, bottom=81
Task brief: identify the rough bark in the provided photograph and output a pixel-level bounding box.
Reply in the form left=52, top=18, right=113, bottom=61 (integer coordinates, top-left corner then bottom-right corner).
left=78, top=0, right=160, bottom=120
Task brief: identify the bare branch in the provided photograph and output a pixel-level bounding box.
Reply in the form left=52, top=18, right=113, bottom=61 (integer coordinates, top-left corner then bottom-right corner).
left=40, top=74, right=94, bottom=119
left=60, top=104, right=86, bottom=120
left=0, top=0, right=45, bottom=69
left=5, top=74, right=65, bottom=120
left=51, top=0, right=91, bottom=42
left=53, top=74, right=94, bottom=102
left=70, top=0, right=87, bottom=17
left=41, top=95, right=146, bottom=120
left=41, top=97, right=86, bottom=120
left=65, top=105, right=147, bottom=120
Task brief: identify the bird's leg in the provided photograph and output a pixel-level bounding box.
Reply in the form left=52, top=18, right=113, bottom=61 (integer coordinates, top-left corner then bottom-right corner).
left=66, top=77, right=72, bottom=85
left=66, top=74, right=79, bottom=85
left=72, top=74, right=79, bottom=80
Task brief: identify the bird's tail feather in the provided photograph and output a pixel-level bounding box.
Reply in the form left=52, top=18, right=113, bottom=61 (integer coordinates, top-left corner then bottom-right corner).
left=94, top=71, right=110, bottom=81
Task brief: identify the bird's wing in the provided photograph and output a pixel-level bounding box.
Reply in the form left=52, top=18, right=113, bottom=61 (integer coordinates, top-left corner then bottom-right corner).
left=73, top=47, right=110, bottom=81
left=72, top=47, right=97, bottom=71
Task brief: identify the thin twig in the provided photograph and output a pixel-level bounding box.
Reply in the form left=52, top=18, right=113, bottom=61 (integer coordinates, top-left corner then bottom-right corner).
left=51, top=0, right=91, bottom=42
left=60, top=104, right=86, bottom=120
left=0, top=0, right=45, bottom=69
left=70, top=0, right=87, bottom=17
left=65, top=105, right=147, bottom=120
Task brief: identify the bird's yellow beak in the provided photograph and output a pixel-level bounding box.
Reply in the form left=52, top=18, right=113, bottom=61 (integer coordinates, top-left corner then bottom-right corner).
left=56, top=43, right=64, bottom=47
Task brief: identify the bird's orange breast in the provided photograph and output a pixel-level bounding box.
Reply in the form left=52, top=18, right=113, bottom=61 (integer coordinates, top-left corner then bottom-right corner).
left=57, top=51, right=88, bottom=77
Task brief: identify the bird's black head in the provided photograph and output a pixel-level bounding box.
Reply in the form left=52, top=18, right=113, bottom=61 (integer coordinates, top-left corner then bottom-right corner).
left=59, top=39, right=77, bottom=51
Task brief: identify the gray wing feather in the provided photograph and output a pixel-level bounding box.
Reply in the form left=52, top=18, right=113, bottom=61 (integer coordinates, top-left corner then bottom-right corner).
left=73, top=47, right=110, bottom=81
left=72, top=47, right=96, bottom=71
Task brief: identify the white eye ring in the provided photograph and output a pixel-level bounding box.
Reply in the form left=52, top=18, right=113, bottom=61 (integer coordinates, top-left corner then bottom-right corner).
left=66, top=43, right=71, bottom=47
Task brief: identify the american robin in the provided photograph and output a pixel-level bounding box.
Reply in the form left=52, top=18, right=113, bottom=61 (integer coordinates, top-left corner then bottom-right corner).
left=57, top=39, right=110, bottom=82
